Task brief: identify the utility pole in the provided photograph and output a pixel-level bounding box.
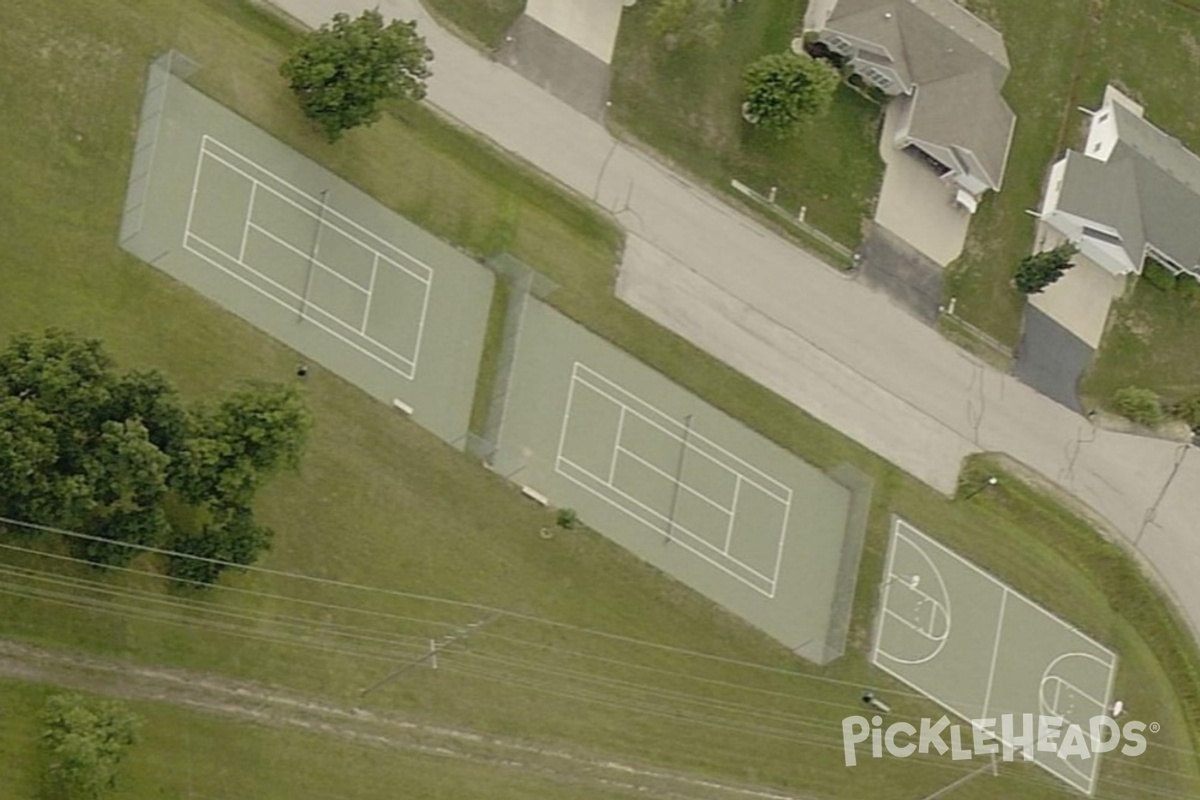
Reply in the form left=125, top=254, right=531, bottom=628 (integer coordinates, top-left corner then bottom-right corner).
left=359, top=613, right=498, bottom=697
left=299, top=189, right=329, bottom=322
left=665, top=413, right=694, bottom=543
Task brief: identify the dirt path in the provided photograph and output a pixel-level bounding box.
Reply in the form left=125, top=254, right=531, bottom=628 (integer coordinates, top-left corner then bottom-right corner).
left=0, top=639, right=809, bottom=800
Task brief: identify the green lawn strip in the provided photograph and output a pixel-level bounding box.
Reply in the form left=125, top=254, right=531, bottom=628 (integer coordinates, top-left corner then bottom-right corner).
left=419, top=0, right=526, bottom=52
left=1081, top=275, right=1200, bottom=405
left=0, top=0, right=1198, bottom=796
left=607, top=0, right=883, bottom=251
left=0, top=680, right=639, bottom=800
left=942, top=0, right=1093, bottom=347
left=468, top=276, right=511, bottom=435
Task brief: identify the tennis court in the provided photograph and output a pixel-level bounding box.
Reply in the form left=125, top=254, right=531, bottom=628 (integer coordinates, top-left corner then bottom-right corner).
left=491, top=299, right=866, bottom=661
left=120, top=61, right=492, bottom=445
left=874, top=518, right=1118, bottom=794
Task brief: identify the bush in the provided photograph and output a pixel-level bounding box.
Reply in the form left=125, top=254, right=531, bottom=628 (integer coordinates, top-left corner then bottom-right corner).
left=1169, top=393, right=1200, bottom=432
left=555, top=508, right=579, bottom=530
left=742, top=52, right=840, bottom=136
left=1175, top=274, right=1200, bottom=303
left=1141, top=259, right=1177, bottom=291
left=1113, top=386, right=1163, bottom=427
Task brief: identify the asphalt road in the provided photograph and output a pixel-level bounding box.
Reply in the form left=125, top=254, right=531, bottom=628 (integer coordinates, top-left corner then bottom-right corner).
left=270, top=0, right=1200, bottom=639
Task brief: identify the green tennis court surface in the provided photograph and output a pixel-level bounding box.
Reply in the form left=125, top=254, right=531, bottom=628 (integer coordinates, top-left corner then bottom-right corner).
left=874, top=518, right=1118, bottom=794
left=492, top=299, right=865, bottom=661
left=120, top=60, right=492, bottom=446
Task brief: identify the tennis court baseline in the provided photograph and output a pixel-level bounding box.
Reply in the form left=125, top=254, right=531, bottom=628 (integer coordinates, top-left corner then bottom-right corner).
left=183, top=135, right=432, bottom=380
left=555, top=362, right=792, bottom=597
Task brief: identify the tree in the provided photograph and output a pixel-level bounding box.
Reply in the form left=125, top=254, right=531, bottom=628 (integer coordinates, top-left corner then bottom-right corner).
left=71, top=419, right=171, bottom=567
left=1014, top=242, right=1078, bottom=294
left=40, top=693, right=140, bottom=800
left=171, top=383, right=313, bottom=508
left=648, top=0, right=722, bottom=51
left=0, top=330, right=310, bottom=580
left=742, top=52, right=840, bottom=136
left=280, top=9, right=434, bottom=142
left=166, top=502, right=273, bottom=584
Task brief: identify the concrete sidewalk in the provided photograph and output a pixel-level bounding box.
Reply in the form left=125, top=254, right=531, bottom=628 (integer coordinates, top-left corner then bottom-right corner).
left=268, top=0, right=1200, bottom=640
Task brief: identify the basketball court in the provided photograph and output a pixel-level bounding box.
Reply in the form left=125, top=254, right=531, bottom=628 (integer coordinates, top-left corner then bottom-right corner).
left=874, top=518, right=1118, bottom=794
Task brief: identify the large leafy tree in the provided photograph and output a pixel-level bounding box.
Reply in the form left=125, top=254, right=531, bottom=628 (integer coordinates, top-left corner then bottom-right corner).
left=0, top=330, right=311, bottom=582
left=40, top=693, right=140, bottom=800
left=280, top=9, right=434, bottom=142
left=1014, top=242, right=1078, bottom=294
left=742, top=52, right=840, bottom=136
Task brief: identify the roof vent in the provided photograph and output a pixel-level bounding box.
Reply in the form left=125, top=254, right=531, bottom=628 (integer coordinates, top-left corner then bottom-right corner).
left=884, top=11, right=893, bottom=18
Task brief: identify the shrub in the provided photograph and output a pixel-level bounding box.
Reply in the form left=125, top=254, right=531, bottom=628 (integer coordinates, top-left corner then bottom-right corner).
left=1113, top=386, right=1163, bottom=427
left=1141, top=259, right=1177, bottom=291
left=555, top=508, right=579, bottom=530
left=1169, top=393, right=1200, bottom=432
left=1174, top=274, right=1200, bottom=303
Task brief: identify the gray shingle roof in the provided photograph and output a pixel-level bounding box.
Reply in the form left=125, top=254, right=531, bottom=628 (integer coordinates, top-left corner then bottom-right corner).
left=824, top=0, right=1013, bottom=190
left=1056, top=104, right=1200, bottom=272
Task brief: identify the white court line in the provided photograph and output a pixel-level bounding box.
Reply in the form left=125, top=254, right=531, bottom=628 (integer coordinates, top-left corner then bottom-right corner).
left=574, top=363, right=792, bottom=503
left=979, top=588, right=1009, bottom=720
left=608, top=406, right=626, bottom=483
left=183, top=234, right=415, bottom=379
left=239, top=182, right=257, bottom=262
left=558, top=454, right=768, bottom=583
left=723, top=476, right=741, bottom=553
left=184, top=142, right=427, bottom=378
left=360, top=253, right=379, bottom=334
left=201, top=136, right=432, bottom=284
left=874, top=530, right=953, bottom=666
left=556, top=457, right=774, bottom=596
left=556, top=362, right=791, bottom=588
left=614, top=444, right=735, bottom=515
left=893, top=519, right=1119, bottom=665
left=246, top=221, right=370, bottom=295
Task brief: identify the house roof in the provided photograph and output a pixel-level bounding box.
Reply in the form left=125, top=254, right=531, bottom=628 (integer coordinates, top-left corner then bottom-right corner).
left=1056, top=103, right=1200, bottom=272
left=905, top=70, right=1015, bottom=190
left=823, top=0, right=1013, bottom=191
left=825, top=0, right=1009, bottom=83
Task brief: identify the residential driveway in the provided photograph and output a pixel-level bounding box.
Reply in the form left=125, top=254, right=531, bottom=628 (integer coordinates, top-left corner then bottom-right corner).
left=856, top=222, right=944, bottom=324
left=1028, top=225, right=1126, bottom=348
left=271, top=0, right=1200, bottom=641
left=523, top=0, right=628, bottom=65
left=496, top=15, right=612, bottom=121
left=873, top=100, right=971, bottom=267
left=1016, top=306, right=1092, bottom=412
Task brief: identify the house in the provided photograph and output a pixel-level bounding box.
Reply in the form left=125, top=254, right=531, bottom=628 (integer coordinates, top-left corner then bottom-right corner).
left=1038, top=85, right=1200, bottom=282
left=807, top=0, right=1016, bottom=212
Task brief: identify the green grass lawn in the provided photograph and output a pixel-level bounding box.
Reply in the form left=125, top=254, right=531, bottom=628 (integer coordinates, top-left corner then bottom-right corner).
left=420, top=0, right=526, bottom=51
left=1, top=0, right=1199, bottom=797
left=1081, top=271, right=1200, bottom=406
left=608, top=0, right=883, bottom=250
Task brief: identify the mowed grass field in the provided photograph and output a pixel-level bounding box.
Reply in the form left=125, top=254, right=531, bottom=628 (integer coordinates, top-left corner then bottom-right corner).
left=608, top=0, right=883, bottom=251
left=0, top=0, right=1199, bottom=798
left=0, top=680, right=641, bottom=800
